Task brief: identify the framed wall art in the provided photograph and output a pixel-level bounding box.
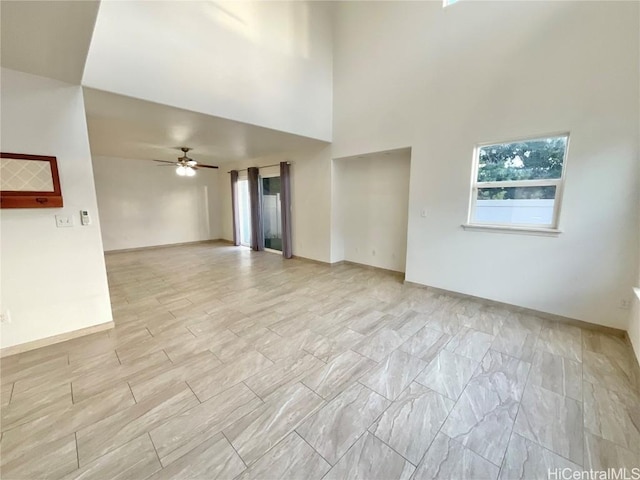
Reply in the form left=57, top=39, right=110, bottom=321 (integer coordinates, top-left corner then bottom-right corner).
left=0, top=153, right=63, bottom=208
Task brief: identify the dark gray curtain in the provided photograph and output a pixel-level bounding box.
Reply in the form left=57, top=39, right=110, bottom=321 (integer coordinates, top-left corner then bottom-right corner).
left=230, top=170, right=240, bottom=246
left=280, top=162, right=293, bottom=259
left=247, top=167, right=264, bottom=251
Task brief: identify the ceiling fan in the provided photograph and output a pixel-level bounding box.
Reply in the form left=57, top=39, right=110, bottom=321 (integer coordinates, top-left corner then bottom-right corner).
left=153, top=147, right=218, bottom=176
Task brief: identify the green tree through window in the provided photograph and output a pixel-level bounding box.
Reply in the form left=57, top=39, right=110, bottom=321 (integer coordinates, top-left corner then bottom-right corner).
left=477, top=137, right=567, bottom=199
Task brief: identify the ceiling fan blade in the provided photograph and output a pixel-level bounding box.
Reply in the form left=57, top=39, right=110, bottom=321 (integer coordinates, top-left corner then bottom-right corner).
left=153, top=159, right=176, bottom=164
left=157, top=164, right=176, bottom=167
left=195, top=164, right=219, bottom=169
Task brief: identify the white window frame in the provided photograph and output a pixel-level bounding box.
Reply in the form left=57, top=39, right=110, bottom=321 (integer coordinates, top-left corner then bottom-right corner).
left=464, top=132, right=570, bottom=235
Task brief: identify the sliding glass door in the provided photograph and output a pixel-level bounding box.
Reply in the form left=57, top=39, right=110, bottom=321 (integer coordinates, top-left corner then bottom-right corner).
left=262, top=176, right=282, bottom=251
left=236, top=173, right=282, bottom=252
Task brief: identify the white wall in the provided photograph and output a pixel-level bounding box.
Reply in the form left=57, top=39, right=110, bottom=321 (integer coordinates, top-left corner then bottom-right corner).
left=92, top=156, right=221, bottom=251
left=83, top=1, right=333, bottom=141
left=630, top=289, right=640, bottom=366
left=334, top=151, right=410, bottom=272
left=0, top=68, right=113, bottom=349
left=218, top=146, right=333, bottom=263
left=629, top=195, right=640, bottom=365
left=332, top=1, right=640, bottom=330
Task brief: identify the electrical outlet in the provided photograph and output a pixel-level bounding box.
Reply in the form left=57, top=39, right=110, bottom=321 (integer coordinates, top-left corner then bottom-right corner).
left=619, top=299, right=631, bottom=310
left=0, top=310, right=11, bottom=324
left=55, top=215, right=73, bottom=228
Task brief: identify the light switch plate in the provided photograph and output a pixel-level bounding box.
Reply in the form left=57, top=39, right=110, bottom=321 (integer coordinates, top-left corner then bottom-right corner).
left=55, top=215, right=73, bottom=228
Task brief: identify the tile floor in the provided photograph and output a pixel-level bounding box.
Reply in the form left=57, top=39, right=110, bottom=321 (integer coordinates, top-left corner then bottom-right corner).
left=1, top=243, right=639, bottom=479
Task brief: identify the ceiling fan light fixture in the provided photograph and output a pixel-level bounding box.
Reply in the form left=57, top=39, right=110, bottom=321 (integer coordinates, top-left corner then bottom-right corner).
left=153, top=147, right=217, bottom=173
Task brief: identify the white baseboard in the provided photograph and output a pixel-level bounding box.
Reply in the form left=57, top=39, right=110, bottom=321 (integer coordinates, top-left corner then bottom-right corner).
left=0, top=321, right=115, bottom=358
left=104, top=239, right=225, bottom=254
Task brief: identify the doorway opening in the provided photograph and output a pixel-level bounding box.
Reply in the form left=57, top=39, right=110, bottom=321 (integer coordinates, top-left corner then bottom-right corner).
left=333, top=148, right=411, bottom=273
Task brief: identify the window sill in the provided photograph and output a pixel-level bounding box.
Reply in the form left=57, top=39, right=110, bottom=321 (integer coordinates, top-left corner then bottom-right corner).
left=461, top=224, right=562, bottom=236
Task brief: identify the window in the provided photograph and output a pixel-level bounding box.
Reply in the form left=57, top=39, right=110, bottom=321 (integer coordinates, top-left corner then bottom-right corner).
left=466, top=134, right=569, bottom=232
left=443, top=0, right=461, bottom=6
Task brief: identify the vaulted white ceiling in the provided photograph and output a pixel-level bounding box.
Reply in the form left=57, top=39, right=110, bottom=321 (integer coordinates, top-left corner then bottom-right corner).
left=1, top=1, right=333, bottom=164
left=84, top=88, right=327, bottom=165
left=0, top=0, right=99, bottom=84
left=82, top=0, right=333, bottom=142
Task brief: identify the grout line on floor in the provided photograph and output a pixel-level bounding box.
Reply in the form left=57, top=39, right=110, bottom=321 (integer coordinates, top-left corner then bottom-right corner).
left=184, top=380, right=203, bottom=403
left=411, top=347, right=483, bottom=469
left=486, top=346, right=531, bottom=364
left=127, top=381, right=138, bottom=404
left=162, top=349, right=174, bottom=364
left=496, top=345, right=536, bottom=477
left=7, top=382, right=15, bottom=405
left=75, top=431, right=80, bottom=469
left=184, top=381, right=202, bottom=404
left=114, top=349, right=122, bottom=366
left=221, top=431, right=249, bottom=469
left=294, top=429, right=335, bottom=467
left=298, top=378, right=329, bottom=403
left=241, top=381, right=265, bottom=403
left=147, top=432, right=163, bottom=466
left=360, top=376, right=427, bottom=466
left=367, top=425, right=420, bottom=468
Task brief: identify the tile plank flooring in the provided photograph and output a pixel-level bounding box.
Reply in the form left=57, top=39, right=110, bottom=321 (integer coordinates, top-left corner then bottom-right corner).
left=1, top=243, right=639, bottom=479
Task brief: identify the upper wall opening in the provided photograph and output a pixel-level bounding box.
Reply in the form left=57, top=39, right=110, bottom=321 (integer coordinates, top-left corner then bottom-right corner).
left=82, top=1, right=333, bottom=142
